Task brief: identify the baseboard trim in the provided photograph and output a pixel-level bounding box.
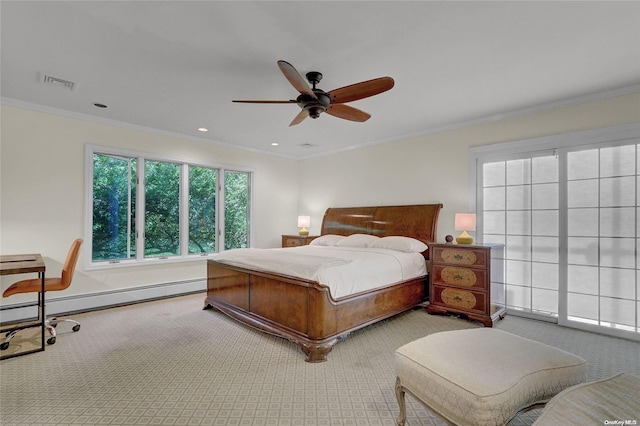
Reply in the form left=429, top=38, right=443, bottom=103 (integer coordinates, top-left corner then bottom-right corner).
left=0, top=279, right=206, bottom=324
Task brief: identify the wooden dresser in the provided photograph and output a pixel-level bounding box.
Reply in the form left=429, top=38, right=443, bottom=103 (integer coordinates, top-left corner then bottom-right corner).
left=427, top=243, right=506, bottom=327
left=281, top=235, right=319, bottom=247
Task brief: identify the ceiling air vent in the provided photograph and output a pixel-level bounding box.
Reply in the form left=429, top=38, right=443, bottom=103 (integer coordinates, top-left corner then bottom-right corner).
left=40, top=73, right=77, bottom=91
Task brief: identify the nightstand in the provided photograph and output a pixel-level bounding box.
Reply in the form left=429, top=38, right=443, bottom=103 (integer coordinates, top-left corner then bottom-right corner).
left=281, top=235, right=319, bottom=247
left=426, top=243, right=506, bottom=327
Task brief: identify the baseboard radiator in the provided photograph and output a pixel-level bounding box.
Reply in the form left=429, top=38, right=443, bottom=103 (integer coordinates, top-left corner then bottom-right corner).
left=0, top=279, right=206, bottom=324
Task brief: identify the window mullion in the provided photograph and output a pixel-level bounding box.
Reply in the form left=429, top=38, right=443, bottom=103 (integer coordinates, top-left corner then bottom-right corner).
left=127, top=158, right=133, bottom=259
left=218, top=170, right=226, bottom=251
left=557, top=149, right=569, bottom=325
left=136, top=158, right=145, bottom=260
left=180, top=164, right=189, bottom=257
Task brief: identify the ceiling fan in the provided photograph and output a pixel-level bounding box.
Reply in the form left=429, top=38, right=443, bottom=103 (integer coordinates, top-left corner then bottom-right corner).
left=233, top=60, right=395, bottom=126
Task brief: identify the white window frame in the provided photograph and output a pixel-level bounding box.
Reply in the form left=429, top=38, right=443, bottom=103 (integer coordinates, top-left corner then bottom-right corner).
left=84, top=145, right=254, bottom=270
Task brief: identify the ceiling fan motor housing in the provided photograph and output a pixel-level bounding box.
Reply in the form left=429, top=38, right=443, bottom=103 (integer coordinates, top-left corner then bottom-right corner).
left=297, top=90, right=330, bottom=119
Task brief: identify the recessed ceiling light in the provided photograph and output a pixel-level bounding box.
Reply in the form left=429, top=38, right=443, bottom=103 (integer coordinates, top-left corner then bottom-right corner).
left=271, top=142, right=279, bottom=146
left=93, top=103, right=107, bottom=108
left=198, top=128, right=208, bottom=132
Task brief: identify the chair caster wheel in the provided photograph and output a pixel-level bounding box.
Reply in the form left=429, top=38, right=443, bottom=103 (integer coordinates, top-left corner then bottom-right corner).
left=47, top=336, right=56, bottom=345
left=0, top=342, right=9, bottom=350
left=72, top=324, right=80, bottom=332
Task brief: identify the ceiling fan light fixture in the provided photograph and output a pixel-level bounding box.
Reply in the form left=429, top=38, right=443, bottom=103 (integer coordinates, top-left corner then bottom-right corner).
left=307, top=106, right=324, bottom=119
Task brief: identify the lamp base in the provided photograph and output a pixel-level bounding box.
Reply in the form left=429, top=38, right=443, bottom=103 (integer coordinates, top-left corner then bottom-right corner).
left=456, top=230, right=473, bottom=245
left=298, top=228, right=309, bottom=236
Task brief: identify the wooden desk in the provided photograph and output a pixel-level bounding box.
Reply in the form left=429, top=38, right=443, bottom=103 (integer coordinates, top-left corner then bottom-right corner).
left=0, top=254, right=46, bottom=359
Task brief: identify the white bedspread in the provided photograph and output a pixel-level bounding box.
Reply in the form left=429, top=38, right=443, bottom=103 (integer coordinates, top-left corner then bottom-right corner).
left=211, top=245, right=427, bottom=299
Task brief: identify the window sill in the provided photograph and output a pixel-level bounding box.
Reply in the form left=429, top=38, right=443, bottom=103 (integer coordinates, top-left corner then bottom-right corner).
left=84, top=253, right=215, bottom=271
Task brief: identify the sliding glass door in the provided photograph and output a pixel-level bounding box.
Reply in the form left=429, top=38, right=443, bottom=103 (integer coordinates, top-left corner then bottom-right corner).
left=482, top=153, right=560, bottom=319
left=475, top=133, right=639, bottom=340
left=565, top=144, right=638, bottom=333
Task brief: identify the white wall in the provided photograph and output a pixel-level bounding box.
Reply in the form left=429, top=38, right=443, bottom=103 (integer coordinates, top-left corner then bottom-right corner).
left=298, top=93, right=640, bottom=241
left=0, top=105, right=300, bottom=305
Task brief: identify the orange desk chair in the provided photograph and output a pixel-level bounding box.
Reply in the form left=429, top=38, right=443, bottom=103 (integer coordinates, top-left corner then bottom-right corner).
left=2, top=239, right=83, bottom=350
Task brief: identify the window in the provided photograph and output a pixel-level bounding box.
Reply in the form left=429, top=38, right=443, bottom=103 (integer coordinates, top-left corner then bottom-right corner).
left=188, top=165, right=218, bottom=254
left=87, top=146, right=252, bottom=267
left=472, top=124, right=640, bottom=341
left=91, top=154, right=136, bottom=262
left=224, top=170, right=250, bottom=250
left=144, top=160, right=180, bottom=258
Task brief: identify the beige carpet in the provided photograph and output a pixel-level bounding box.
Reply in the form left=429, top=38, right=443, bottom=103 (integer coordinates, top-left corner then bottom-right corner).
left=1, top=292, right=638, bottom=425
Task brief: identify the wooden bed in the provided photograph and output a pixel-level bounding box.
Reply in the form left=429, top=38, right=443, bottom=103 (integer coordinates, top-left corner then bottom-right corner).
left=204, top=204, right=443, bottom=362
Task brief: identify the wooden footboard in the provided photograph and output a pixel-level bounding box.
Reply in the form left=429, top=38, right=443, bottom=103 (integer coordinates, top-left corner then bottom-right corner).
left=205, top=260, right=427, bottom=362
left=205, top=203, right=441, bottom=362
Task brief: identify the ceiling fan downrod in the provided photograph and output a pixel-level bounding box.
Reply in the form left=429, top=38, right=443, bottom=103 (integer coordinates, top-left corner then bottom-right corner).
left=297, top=71, right=330, bottom=119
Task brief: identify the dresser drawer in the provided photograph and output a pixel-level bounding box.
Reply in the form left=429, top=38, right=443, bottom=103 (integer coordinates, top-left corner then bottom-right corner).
left=430, top=285, right=487, bottom=314
left=432, top=246, right=488, bottom=268
left=431, top=265, right=487, bottom=290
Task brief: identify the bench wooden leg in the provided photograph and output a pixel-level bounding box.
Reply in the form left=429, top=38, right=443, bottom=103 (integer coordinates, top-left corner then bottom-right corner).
left=395, top=377, right=407, bottom=426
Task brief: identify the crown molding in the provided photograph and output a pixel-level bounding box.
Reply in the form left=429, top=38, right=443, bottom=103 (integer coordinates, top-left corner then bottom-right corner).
left=297, top=84, right=640, bottom=159
left=0, top=97, right=299, bottom=160
left=3, top=83, right=639, bottom=161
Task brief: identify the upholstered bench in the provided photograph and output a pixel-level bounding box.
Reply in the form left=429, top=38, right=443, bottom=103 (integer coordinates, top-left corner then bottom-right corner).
left=394, top=328, right=586, bottom=426
left=532, top=373, right=640, bottom=425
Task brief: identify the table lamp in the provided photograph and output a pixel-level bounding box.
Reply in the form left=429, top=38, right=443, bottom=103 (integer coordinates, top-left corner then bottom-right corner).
left=298, top=215, right=310, bottom=236
left=454, top=213, right=475, bottom=244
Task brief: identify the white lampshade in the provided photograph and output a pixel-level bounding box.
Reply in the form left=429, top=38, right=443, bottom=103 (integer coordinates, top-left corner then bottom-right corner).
left=297, top=216, right=311, bottom=228
left=454, top=213, right=476, bottom=231
left=297, top=215, right=310, bottom=236
left=454, top=213, right=476, bottom=244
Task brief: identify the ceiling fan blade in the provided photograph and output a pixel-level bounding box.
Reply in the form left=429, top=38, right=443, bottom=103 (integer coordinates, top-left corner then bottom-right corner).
left=328, top=77, right=394, bottom=104
left=289, top=109, right=308, bottom=126
left=325, top=104, right=371, bottom=122
left=232, top=100, right=296, bottom=104
left=278, top=60, right=317, bottom=100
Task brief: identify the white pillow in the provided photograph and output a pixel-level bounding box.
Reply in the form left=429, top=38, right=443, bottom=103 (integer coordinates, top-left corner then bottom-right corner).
left=309, top=234, right=345, bottom=246
left=335, top=233, right=380, bottom=248
left=371, top=236, right=428, bottom=253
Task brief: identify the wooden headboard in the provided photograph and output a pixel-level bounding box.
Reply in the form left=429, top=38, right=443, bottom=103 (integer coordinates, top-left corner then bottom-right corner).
left=321, top=204, right=443, bottom=248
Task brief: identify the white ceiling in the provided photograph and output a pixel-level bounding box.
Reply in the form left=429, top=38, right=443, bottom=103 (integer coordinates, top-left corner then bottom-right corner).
left=2, top=1, right=639, bottom=159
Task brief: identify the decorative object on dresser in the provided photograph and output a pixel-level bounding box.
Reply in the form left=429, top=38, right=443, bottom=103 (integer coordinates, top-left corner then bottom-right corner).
left=281, top=234, right=318, bottom=247
left=297, top=215, right=311, bottom=235
left=205, top=204, right=442, bottom=362
left=454, top=213, right=476, bottom=244
left=426, top=243, right=506, bottom=327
